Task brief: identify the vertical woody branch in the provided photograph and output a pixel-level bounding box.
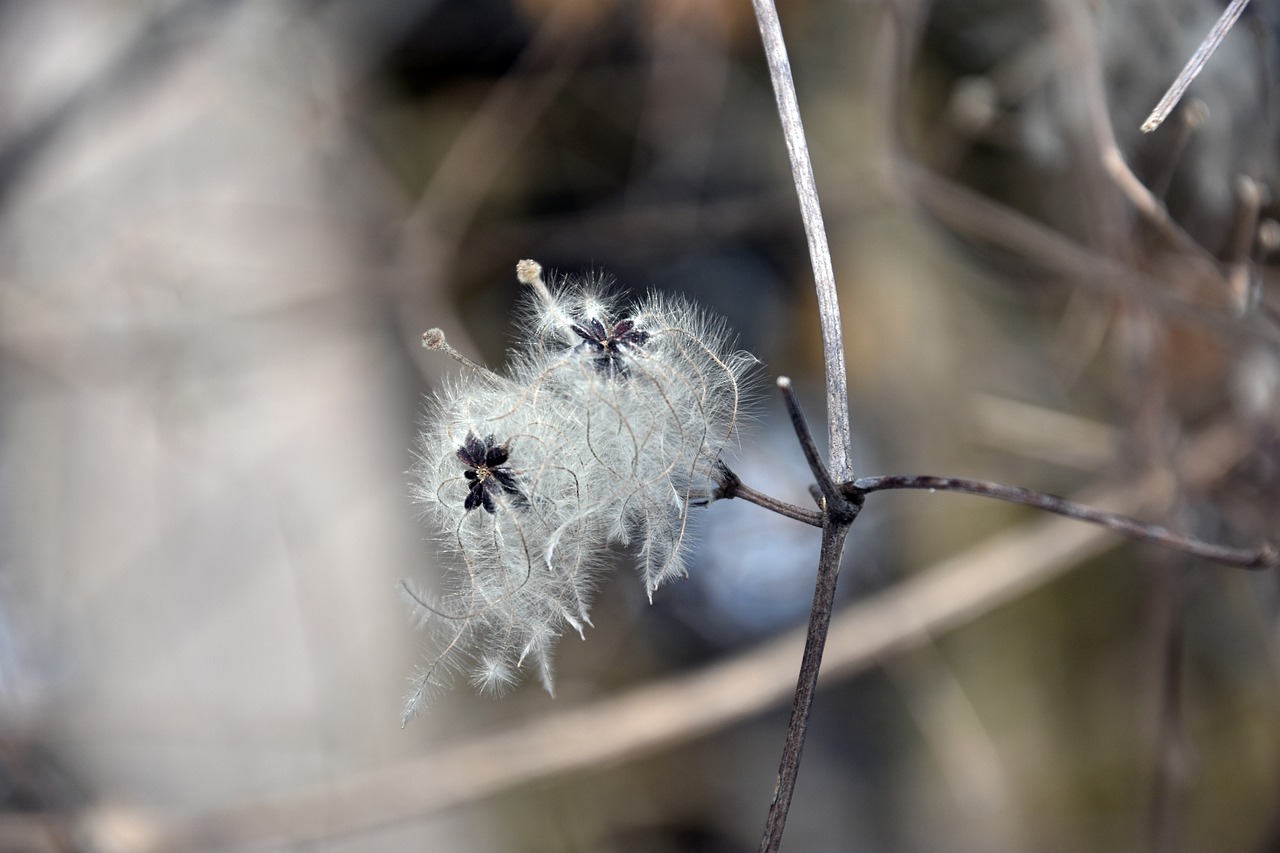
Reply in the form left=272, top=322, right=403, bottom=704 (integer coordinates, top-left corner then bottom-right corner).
left=750, top=0, right=854, bottom=481
left=760, top=380, right=861, bottom=853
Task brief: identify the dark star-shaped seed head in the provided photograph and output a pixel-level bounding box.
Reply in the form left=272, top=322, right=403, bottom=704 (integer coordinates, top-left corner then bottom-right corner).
left=456, top=432, right=525, bottom=513
left=570, top=317, right=650, bottom=378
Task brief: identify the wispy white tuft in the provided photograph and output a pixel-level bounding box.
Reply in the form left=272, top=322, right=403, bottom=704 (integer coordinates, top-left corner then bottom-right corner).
left=401, top=261, right=756, bottom=721
left=519, top=273, right=757, bottom=598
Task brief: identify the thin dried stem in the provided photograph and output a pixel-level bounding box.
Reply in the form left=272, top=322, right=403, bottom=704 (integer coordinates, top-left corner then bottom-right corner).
left=86, top=422, right=1253, bottom=853
left=1044, top=0, right=1232, bottom=290
left=714, top=462, right=823, bottom=527
left=420, top=328, right=492, bottom=375
left=777, top=377, right=851, bottom=519
left=852, top=474, right=1278, bottom=569
left=760, top=378, right=861, bottom=853
left=1226, top=175, right=1265, bottom=312
left=395, top=9, right=586, bottom=385
left=760, top=521, right=851, bottom=853
left=1146, top=99, right=1208, bottom=201
left=905, top=167, right=1273, bottom=339
left=750, top=0, right=853, bottom=481
left=1141, top=0, right=1252, bottom=133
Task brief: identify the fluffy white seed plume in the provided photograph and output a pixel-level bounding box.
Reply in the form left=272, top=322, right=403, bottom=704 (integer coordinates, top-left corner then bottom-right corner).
left=515, top=260, right=757, bottom=598
left=404, top=261, right=755, bottom=719
left=404, top=366, right=607, bottom=721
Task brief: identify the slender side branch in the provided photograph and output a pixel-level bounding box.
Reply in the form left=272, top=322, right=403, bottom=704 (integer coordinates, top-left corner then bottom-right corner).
left=78, top=424, right=1255, bottom=853
left=1141, top=0, right=1251, bottom=133
left=750, top=0, right=853, bottom=480
left=852, top=474, right=1278, bottom=569
left=421, top=328, right=491, bottom=375
left=777, top=377, right=853, bottom=519
left=714, top=462, right=823, bottom=527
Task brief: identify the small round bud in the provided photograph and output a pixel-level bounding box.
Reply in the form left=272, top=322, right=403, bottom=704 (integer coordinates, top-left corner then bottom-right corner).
left=515, top=259, right=544, bottom=287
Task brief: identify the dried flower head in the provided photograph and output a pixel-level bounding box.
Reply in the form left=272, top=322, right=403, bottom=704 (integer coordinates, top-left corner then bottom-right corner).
left=570, top=316, right=650, bottom=378
left=456, top=432, right=523, bottom=514
left=516, top=261, right=757, bottom=597
left=402, top=261, right=756, bottom=720
left=404, top=371, right=607, bottom=718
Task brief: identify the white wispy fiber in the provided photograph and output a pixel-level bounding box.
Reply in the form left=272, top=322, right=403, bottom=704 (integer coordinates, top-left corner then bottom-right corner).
left=518, top=269, right=757, bottom=597
left=404, top=373, right=607, bottom=718
left=403, top=261, right=755, bottom=721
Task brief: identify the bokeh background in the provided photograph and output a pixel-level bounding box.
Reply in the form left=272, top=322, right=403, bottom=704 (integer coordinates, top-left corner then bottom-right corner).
left=3, top=0, right=1280, bottom=851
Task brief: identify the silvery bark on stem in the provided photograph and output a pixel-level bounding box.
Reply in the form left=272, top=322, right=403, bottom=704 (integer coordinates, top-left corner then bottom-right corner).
left=750, top=0, right=854, bottom=480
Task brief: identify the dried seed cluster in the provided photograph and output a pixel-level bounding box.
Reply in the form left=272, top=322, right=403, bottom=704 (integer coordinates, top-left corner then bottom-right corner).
left=403, top=260, right=755, bottom=720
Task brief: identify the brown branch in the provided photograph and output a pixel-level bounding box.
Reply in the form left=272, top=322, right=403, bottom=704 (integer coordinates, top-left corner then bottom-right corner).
left=66, top=421, right=1254, bottom=853
left=851, top=475, right=1278, bottom=570
left=1140, top=0, right=1253, bottom=133
left=714, top=462, right=823, bottom=527
left=759, top=522, right=851, bottom=853
left=759, top=380, right=861, bottom=853
left=777, top=378, right=853, bottom=518
left=903, top=166, right=1280, bottom=345
left=1043, top=0, right=1231, bottom=288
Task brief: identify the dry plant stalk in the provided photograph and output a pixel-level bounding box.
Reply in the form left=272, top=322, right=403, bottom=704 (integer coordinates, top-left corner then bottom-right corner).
left=1141, top=0, right=1252, bottom=133
left=72, top=417, right=1259, bottom=853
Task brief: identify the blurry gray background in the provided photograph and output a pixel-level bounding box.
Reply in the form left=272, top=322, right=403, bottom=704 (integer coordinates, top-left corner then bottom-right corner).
left=2, top=0, right=1279, bottom=851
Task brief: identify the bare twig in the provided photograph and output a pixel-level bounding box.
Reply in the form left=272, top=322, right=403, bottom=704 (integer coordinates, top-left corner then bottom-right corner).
left=968, top=395, right=1117, bottom=471
left=714, top=425, right=1274, bottom=573
left=714, top=462, right=823, bottom=527
left=851, top=475, right=1278, bottom=570
left=885, top=645, right=1021, bottom=851
left=1226, top=175, right=1265, bottom=313
left=1141, top=0, right=1252, bottom=132
left=1044, top=0, right=1231, bottom=283
left=905, top=167, right=1279, bottom=344
left=91, top=421, right=1253, bottom=853
left=750, top=0, right=853, bottom=481
left=394, top=4, right=588, bottom=384
left=760, top=381, right=861, bottom=853
left=749, top=4, right=860, bottom=839
left=777, top=377, right=852, bottom=517
left=1146, top=99, right=1209, bottom=201
left=760, top=522, right=852, bottom=853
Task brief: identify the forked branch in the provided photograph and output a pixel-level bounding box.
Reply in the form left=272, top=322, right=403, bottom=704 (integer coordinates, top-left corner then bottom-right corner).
left=744, top=0, right=1277, bottom=850
left=719, top=465, right=1277, bottom=571
left=759, top=380, right=858, bottom=853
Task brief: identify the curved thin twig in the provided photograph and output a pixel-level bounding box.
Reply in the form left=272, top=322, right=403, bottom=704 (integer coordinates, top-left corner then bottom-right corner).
left=852, top=474, right=1278, bottom=570
left=777, top=378, right=852, bottom=518
left=750, top=0, right=853, bottom=481
left=713, top=462, right=823, bottom=527
left=78, top=421, right=1253, bottom=853
left=1141, top=0, right=1252, bottom=133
